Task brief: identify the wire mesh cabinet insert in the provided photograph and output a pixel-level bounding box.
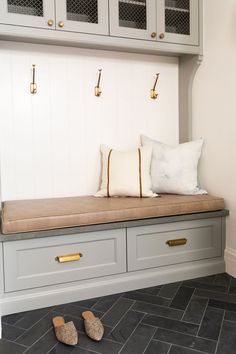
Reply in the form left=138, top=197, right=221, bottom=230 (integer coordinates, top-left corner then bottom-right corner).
left=0, top=0, right=55, bottom=28
left=55, top=0, right=109, bottom=35
left=157, top=0, right=199, bottom=45
left=109, top=0, right=156, bottom=41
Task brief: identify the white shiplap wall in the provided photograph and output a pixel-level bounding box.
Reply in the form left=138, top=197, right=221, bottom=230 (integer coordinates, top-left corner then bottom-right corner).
left=0, top=41, right=178, bottom=201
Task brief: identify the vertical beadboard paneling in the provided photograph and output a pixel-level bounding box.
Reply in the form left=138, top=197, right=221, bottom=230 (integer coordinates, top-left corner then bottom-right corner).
left=0, top=41, right=179, bottom=201
left=30, top=55, right=54, bottom=199
left=0, top=53, right=16, bottom=200
left=66, top=56, right=87, bottom=196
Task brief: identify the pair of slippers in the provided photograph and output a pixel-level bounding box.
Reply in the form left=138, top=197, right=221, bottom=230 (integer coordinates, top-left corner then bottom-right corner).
left=52, top=311, right=104, bottom=346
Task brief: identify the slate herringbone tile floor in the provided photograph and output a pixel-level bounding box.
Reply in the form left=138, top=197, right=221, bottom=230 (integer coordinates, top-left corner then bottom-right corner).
left=1, top=273, right=236, bottom=354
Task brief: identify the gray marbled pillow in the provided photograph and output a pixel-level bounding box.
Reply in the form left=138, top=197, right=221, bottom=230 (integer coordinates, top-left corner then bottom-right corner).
left=141, top=135, right=207, bottom=195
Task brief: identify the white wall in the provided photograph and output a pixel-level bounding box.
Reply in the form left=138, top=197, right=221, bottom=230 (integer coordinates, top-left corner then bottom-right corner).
left=192, top=0, right=236, bottom=276
left=0, top=41, right=178, bottom=201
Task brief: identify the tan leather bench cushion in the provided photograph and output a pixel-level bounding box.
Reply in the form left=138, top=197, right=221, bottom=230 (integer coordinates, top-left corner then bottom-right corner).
left=1, top=194, right=225, bottom=234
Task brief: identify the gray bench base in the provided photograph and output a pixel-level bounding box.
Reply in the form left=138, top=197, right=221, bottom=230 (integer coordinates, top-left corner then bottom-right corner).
left=0, top=210, right=228, bottom=339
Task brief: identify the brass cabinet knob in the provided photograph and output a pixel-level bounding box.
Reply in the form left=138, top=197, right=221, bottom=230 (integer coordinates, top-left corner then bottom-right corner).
left=159, top=33, right=165, bottom=39
left=151, top=32, right=157, bottom=38
left=58, top=20, right=65, bottom=28
left=47, top=19, right=54, bottom=27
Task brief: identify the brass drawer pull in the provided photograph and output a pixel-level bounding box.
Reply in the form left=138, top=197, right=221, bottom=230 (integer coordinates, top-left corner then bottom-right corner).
left=55, top=253, right=83, bottom=263
left=166, top=238, right=187, bottom=247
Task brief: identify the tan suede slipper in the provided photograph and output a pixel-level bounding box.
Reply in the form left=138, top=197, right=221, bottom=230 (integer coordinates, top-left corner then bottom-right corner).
left=82, top=311, right=104, bottom=341
left=52, top=316, right=78, bottom=346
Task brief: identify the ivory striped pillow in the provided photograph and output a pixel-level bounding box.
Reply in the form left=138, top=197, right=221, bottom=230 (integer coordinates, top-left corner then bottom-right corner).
left=95, top=145, right=157, bottom=198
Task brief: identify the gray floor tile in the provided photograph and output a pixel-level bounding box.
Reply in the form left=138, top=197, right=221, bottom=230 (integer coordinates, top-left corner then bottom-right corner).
left=183, top=280, right=228, bottom=293
left=192, top=275, right=216, bottom=285
left=194, top=288, right=236, bottom=303
left=2, top=323, right=25, bottom=342
left=13, top=307, right=54, bottom=330
left=108, top=310, right=144, bottom=343
left=2, top=312, right=25, bottom=326
left=209, top=298, right=236, bottom=312
left=48, top=342, right=75, bottom=353
left=136, top=286, right=161, bottom=296
left=75, top=333, right=122, bottom=354
left=182, top=296, right=208, bottom=324
left=224, top=310, right=236, bottom=322
left=170, top=286, right=195, bottom=310
left=120, top=323, right=155, bottom=354
left=198, top=306, right=224, bottom=341
left=72, top=348, right=100, bottom=354
left=0, top=338, right=26, bottom=354
left=142, top=315, right=199, bottom=335
left=92, top=294, right=122, bottom=313
left=1, top=273, right=236, bottom=354
left=101, top=297, right=134, bottom=327
left=16, top=312, right=53, bottom=346
left=229, top=277, right=236, bottom=294
left=214, top=273, right=231, bottom=288
left=133, top=301, right=183, bottom=320
left=158, top=283, right=180, bottom=299
left=24, top=328, right=57, bottom=354
left=216, top=320, right=236, bottom=354
left=144, top=340, right=170, bottom=354
left=71, top=298, right=101, bottom=309
left=123, top=291, right=170, bottom=307
left=169, top=346, right=205, bottom=354
left=154, top=328, right=216, bottom=353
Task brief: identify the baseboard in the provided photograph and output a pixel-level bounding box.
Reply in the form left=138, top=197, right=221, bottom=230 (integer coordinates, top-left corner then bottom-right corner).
left=0, top=257, right=225, bottom=316
left=225, top=247, right=236, bottom=277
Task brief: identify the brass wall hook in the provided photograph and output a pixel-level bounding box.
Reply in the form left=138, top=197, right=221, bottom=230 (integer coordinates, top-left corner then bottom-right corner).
left=150, top=73, right=160, bottom=99
left=95, top=69, right=102, bottom=97
left=30, top=64, right=37, bottom=94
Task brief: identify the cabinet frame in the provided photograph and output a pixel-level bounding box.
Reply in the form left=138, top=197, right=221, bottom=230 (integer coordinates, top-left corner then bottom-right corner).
left=0, top=0, right=55, bottom=29
left=157, top=0, right=199, bottom=46
left=109, top=0, right=157, bottom=41
left=55, top=0, right=109, bottom=35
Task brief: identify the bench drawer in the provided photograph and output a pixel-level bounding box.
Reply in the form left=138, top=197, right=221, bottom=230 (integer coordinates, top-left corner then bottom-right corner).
left=127, top=218, right=222, bottom=271
left=4, top=229, right=126, bottom=292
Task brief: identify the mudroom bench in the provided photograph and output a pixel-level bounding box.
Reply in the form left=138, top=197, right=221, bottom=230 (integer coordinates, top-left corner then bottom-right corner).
left=0, top=194, right=228, bottom=337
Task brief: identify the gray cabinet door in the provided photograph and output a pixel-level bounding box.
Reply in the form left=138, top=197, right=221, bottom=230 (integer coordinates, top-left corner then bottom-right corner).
left=0, top=0, right=55, bottom=29
left=3, top=229, right=126, bottom=292
left=157, top=0, right=199, bottom=45
left=127, top=218, right=222, bottom=271
left=55, top=0, right=109, bottom=35
left=109, top=0, right=156, bottom=40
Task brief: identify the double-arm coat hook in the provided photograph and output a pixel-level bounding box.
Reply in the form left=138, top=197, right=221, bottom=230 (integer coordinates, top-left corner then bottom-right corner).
left=150, top=73, right=160, bottom=99
left=95, top=69, right=102, bottom=97
left=30, top=64, right=37, bottom=94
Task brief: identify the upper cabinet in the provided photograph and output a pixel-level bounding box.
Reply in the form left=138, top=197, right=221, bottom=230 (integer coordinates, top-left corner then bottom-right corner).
left=55, top=0, right=109, bottom=35
left=0, top=0, right=201, bottom=54
left=0, top=0, right=108, bottom=34
left=109, top=0, right=156, bottom=41
left=157, top=0, right=199, bottom=45
left=0, top=0, right=55, bottom=29
left=109, top=0, right=199, bottom=46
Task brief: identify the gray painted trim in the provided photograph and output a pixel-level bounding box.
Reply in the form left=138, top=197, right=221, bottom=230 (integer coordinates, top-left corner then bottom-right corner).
left=0, top=257, right=225, bottom=316
left=179, top=54, right=203, bottom=142
left=0, top=210, right=229, bottom=242
left=179, top=0, right=203, bottom=142
left=0, top=23, right=201, bottom=56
